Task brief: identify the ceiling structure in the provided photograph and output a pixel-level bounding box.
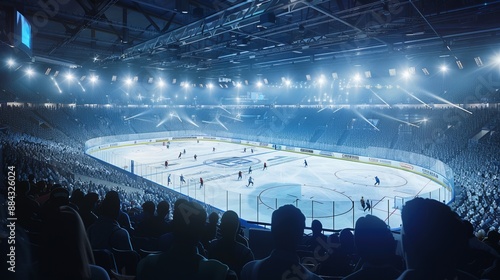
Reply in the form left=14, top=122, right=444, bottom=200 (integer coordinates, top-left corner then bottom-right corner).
left=2, top=0, right=500, bottom=83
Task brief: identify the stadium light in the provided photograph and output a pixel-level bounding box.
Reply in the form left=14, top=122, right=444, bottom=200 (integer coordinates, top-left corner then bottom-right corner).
left=353, top=73, right=361, bottom=82
left=256, top=81, right=263, bottom=88
left=207, top=83, right=213, bottom=89
left=65, top=73, right=74, bottom=81
left=90, top=75, right=98, bottom=83
left=318, top=75, right=325, bottom=85
left=158, top=79, right=165, bottom=88
left=125, top=77, right=133, bottom=86
left=440, top=65, right=448, bottom=72
left=7, top=58, right=15, bottom=67
left=26, top=68, right=34, bottom=77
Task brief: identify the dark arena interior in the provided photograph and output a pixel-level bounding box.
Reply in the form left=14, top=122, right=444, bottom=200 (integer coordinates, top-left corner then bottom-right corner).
left=1, top=0, right=500, bottom=279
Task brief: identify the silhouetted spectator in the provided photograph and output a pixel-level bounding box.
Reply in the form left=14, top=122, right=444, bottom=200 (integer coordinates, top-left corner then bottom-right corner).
left=104, top=191, right=133, bottom=232
left=134, top=201, right=157, bottom=237
left=240, top=204, right=322, bottom=280
left=137, top=200, right=230, bottom=280
left=87, top=192, right=133, bottom=250
left=461, top=220, right=498, bottom=277
left=208, top=210, right=255, bottom=278
left=80, top=192, right=99, bottom=229
left=70, top=188, right=85, bottom=210
left=343, top=215, right=402, bottom=280
left=397, top=198, right=477, bottom=280
left=38, top=205, right=109, bottom=280
left=302, top=219, right=327, bottom=252
left=135, top=200, right=171, bottom=238
left=319, top=229, right=355, bottom=277
left=40, top=185, right=70, bottom=220
left=155, top=200, right=172, bottom=234
left=483, top=230, right=500, bottom=254
left=202, top=212, right=220, bottom=248
left=15, top=180, right=41, bottom=231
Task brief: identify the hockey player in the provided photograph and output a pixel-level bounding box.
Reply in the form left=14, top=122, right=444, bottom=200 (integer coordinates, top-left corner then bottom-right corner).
left=200, top=177, right=204, bottom=188
left=304, top=159, right=308, bottom=167
left=248, top=166, right=252, bottom=174
left=238, top=171, right=243, bottom=180
left=178, top=152, right=182, bottom=159
left=364, top=200, right=372, bottom=212
left=374, top=176, right=380, bottom=186
left=180, top=174, right=186, bottom=184
left=247, top=176, right=254, bottom=187
left=263, top=162, right=267, bottom=170
left=168, top=174, right=172, bottom=186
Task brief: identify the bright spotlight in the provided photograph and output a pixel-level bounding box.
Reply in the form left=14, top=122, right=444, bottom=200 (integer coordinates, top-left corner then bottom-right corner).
left=7, top=59, right=15, bottom=67
left=494, top=56, right=500, bottom=65
left=353, top=74, right=361, bottom=82
left=90, top=75, right=98, bottom=83
left=285, top=79, right=291, bottom=86
left=236, top=82, right=241, bottom=88
left=183, top=82, right=190, bottom=88
left=125, top=78, right=133, bottom=86
left=318, top=75, right=325, bottom=85
left=440, top=65, right=448, bottom=72
left=402, top=71, right=410, bottom=79
left=207, top=83, right=213, bottom=89
left=256, top=81, right=263, bottom=88
left=26, top=68, right=34, bottom=76
left=158, top=79, right=165, bottom=88
left=65, top=73, right=74, bottom=80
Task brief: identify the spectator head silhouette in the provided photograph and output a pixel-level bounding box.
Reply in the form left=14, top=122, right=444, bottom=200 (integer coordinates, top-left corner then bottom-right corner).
left=401, top=197, right=467, bottom=273
left=50, top=184, right=70, bottom=205
left=100, top=191, right=120, bottom=220
left=43, top=185, right=70, bottom=214
left=354, top=214, right=396, bottom=265
left=172, top=200, right=207, bottom=245
left=157, top=200, right=170, bottom=219
left=208, top=211, right=219, bottom=225
left=82, top=192, right=99, bottom=212
left=339, top=228, right=355, bottom=254
left=39, top=205, right=95, bottom=280
left=486, top=229, right=500, bottom=244
left=142, top=201, right=155, bottom=217
left=272, top=204, right=305, bottom=250
left=70, top=188, right=85, bottom=207
left=219, top=210, right=240, bottom=239
left=311, top=219, right=323, bottom=236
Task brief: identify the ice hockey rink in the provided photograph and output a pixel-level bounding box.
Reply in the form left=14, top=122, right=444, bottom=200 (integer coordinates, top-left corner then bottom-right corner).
left=90, top=139, right=447, bottom=230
